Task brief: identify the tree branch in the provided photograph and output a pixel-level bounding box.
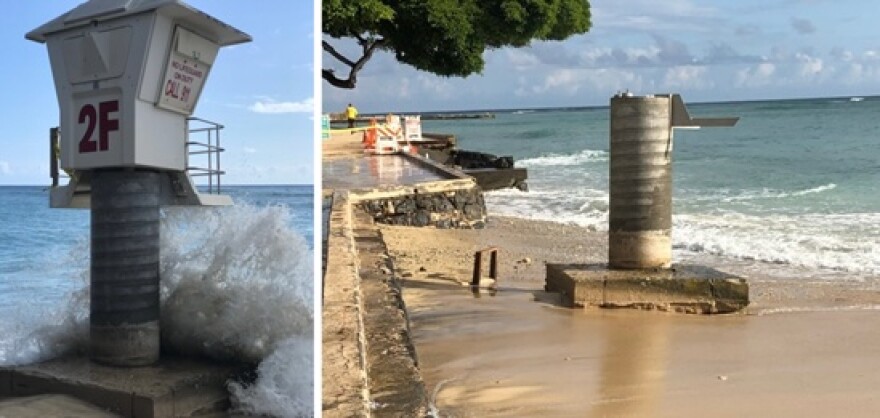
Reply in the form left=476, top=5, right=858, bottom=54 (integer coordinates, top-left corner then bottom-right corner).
left=322, top=37, right=387, bottom=89
left=322, top=69, right=354, bottom=89
left=322, top=40, right=356, bottom=68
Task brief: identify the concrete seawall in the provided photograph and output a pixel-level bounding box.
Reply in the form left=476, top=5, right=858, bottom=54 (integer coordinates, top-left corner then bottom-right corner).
left=321, top=130, right=491, bottom=415
left=322, top=192, right=430, bottom=416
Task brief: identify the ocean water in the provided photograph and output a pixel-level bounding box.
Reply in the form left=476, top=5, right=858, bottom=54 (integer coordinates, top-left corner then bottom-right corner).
left=423, top=96, right=880, bottom=278
left=0, top=185, right=314, bottom=417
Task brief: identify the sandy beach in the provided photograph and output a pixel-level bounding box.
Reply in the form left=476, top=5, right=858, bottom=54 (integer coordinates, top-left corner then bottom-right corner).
left=380, top=215, right=880, bottom=417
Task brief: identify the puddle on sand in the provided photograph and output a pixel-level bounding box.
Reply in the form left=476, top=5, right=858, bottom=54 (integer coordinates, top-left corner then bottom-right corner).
left=404, top=279, right=880, bottom=417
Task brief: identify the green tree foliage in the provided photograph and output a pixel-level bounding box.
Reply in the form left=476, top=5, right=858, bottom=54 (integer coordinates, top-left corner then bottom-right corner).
left=323, top=0, right=592, bottom=88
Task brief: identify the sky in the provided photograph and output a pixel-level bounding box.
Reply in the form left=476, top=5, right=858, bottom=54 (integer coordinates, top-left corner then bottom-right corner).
left=0, top=1, right=313, bottom=185
left=323, top=0, right=880, bottom=113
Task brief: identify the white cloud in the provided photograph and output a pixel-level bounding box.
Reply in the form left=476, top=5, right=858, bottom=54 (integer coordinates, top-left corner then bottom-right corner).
left=243, top=147, right=257, bottom=154
left=527, top=68, right=645, bottom=97
left=736, top=63, right=777, bottom=88
left=249, top=97, right=313, bottom=114
left=664, top=65, right=712, bottom=89
left=795, top=52, right=824, bottom=77
left=592, top=0, right=722, bottom=33
left=0, top=161, right=10, bottom=175
left=841, top=59, right=880, bottom=85
left=416, top=74, right=454, bottom=99
left=506, top=49, right=540, bottom=71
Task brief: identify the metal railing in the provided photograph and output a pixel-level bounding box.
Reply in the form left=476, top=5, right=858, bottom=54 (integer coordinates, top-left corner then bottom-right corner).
left=49, top=118, right=227, bottom=194
left=186, top=117, right=225, bottom=194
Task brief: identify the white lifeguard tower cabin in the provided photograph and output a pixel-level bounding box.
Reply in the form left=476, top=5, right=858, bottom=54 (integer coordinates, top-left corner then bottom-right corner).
left=28, top=0, right=251, bottom=208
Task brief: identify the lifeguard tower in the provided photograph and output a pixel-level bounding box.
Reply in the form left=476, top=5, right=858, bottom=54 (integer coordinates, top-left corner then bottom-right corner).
left=546, top=93, right=750, bottom=314
left=28, top=0, right=250, bottom=366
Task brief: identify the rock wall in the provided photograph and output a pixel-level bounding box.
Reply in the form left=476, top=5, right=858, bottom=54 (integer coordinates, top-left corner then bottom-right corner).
left=357, top=187, right=486, bottom=229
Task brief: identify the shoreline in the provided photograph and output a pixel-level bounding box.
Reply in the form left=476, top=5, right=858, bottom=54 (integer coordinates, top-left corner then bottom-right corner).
left=384, top=214, right=880, bottom=315
left=379, top=214, right=880, bottom=416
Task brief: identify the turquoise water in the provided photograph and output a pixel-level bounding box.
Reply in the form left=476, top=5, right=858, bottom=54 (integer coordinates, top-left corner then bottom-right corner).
left=0, top=185, right=314, bottom=415
left=424, top=96, right=880, bottom=276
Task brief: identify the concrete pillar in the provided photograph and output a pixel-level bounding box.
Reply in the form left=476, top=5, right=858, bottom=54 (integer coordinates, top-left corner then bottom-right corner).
left=608, top=96, right=673, bottom=269
left=90, top=170, right=161, bottom=366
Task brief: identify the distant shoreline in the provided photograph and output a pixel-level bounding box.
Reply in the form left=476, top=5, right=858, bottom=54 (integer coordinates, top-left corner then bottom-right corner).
left=326, top=93, right=879, bottom=117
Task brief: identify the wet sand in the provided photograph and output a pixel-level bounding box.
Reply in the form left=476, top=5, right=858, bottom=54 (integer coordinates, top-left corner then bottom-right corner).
left=381, top=216, right=880, bottom=417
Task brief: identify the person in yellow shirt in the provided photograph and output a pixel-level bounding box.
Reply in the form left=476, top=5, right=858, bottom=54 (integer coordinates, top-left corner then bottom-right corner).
left=345, top=103, right=358, bottom=129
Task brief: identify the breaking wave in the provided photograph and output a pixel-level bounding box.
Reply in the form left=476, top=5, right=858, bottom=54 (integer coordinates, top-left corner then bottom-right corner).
left=517, top=149, right=608, bottom=167
left=0, top=204, right=314, bottom=417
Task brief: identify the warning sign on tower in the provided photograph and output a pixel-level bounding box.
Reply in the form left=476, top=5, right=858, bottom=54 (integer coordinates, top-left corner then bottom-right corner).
left=157, top=27, right=217, bottom=115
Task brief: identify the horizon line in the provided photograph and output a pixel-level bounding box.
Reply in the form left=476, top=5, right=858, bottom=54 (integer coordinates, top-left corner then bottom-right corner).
left=327, top=93, right=879, bottom=116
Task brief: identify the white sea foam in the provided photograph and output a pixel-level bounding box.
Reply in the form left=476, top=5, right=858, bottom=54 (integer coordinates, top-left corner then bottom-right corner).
left=229, top=335, right=314, bottom=416
left=673, top=212, right=880, bottom=275
left=756, top=304, right=880, bottom=316
left=517, top=149, right=608, bottom=167
left=790, top=183, right=837, bottom=197
left=486, top=181, right=879, bottom=276
left=485, top=188, right=608, bottom=228
left=0, top=204, right=314, bottom=417
left=684, top=183, right=837, bottom=203
left=160, top=205, right=313, bottom=363
left=160, top=205, right=314, bottom=416
left=0, top=239, right=88, bottom=366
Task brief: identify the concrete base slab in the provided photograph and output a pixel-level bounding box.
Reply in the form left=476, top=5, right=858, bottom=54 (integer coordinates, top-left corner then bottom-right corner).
left=0, top=394, right=118, bottom=417
left=546, top=263, right=749, bottom=314
left=0, top=355, right=246, bottom=417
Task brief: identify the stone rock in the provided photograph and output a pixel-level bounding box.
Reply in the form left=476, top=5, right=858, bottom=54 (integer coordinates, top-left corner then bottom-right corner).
left=463, top=204, right=482, bottom=220
left=436, top=197, right=454, bottom=211
left=412, top=210, right=431, bottom=227
left=415, top=195, right=434, bottom=210
left=395, top=199, right=416, bottom=214
left=365, top=201, right=384, bottom=214
left=453, top=191, right=469, bottom=209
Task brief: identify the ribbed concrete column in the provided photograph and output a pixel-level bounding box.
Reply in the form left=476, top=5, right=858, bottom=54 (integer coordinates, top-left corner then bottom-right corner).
left=90, top=170, right=161, bottom=366
left=608, top=96, right=672, bottom=269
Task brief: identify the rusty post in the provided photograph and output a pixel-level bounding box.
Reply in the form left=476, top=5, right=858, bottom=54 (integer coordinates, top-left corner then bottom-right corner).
left=472, top=246, right=499, bottom=287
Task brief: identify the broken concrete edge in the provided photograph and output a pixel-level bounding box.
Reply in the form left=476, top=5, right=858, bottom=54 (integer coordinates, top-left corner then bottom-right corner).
left=0, top=356, right=245, bottom=417
left=322, top=191, right=372, bottom=417
left=399, top=152, right=471, bottom=181
left=351, top=207, right=431, bottom=415
left=545, top=263, right=750, bottom=314
left=346, top=177, right=478, bottom=202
